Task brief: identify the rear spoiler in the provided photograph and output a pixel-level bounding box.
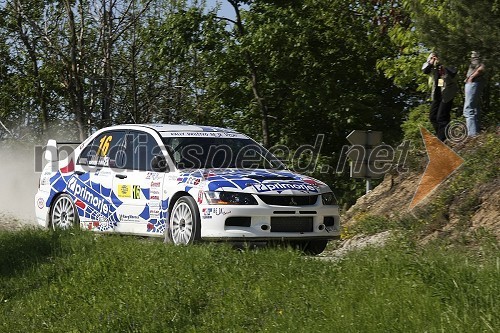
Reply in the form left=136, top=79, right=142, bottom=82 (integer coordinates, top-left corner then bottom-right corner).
left=44, top=139, right=81, bottom=162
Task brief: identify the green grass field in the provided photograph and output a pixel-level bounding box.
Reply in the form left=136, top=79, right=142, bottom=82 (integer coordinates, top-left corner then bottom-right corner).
left=0, top=229, right=498, bottom=332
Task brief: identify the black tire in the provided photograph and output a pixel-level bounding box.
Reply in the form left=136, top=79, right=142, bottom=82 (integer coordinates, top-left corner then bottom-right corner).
left=290, top=239, right=328, bottom=256
left=50, top=194, right=79, bottom=230
left=167, top=196, right=201, bottom=245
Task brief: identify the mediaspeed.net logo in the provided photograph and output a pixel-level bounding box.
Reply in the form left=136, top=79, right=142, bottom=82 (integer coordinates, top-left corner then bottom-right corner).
left=33, top=122, right=467, bottom=210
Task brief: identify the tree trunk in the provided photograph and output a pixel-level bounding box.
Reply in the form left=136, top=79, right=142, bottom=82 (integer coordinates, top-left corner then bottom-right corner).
left=100, top=4, right=114, bottom=127
left=14, top=0, right=48, bottom=135
left=64, top=0, right=86, bottom=140
left=228, top=0, right=270, bottom=147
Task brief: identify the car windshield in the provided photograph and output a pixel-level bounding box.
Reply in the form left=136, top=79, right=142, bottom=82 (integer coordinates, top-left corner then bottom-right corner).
left=162, top=136, right=286, bottom=170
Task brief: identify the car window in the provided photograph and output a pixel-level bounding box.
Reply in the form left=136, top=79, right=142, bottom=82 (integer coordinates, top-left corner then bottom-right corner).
left=123, top=131, right=163, bottom=171
left=78, top=131, right=126, bottom=168
left=162, top=137, right=285, bottom=170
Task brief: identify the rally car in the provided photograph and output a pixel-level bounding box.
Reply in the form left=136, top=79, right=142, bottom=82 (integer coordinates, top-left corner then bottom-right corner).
left=35, top=124, right=340, bottom=254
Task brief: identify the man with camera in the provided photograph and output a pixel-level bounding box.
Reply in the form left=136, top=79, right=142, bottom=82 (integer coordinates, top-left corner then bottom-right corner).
left=422, top=52, right=459, bottom=142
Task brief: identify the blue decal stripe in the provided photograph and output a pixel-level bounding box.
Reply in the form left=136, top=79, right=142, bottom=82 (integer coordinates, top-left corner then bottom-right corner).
left=139, top=205, right=149, bottom=219
left=208, top=181, right=238, bottom=191
left=101, top=185, right=111, bottom=197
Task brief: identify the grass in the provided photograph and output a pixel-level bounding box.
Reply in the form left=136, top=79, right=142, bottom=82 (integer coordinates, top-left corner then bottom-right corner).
left=0, top=228, right=498, bottom=332
left=341, top=214, right=395, bottom=238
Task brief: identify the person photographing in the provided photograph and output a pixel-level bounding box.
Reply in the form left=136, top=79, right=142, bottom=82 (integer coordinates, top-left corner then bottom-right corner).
left=422, top=52, right=458, bottom=142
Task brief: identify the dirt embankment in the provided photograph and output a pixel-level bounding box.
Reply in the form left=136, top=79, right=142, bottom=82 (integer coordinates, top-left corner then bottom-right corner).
left=341, top=135, right=500, bottom=240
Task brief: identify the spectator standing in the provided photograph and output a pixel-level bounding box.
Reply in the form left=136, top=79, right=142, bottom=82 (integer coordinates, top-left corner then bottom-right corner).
left=422, top=52, right=459, bottom=141
left=464, top=51, right=486, bottom=136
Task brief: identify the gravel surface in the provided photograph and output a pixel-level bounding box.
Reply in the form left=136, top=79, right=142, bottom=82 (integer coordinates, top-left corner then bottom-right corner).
left=318, top=231, right=394, bottom=261
left=0, top=212, right=37, bottom=232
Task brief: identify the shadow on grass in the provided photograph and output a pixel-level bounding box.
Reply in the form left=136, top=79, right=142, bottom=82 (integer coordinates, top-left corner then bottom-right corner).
left=0, top=228, right=61, bottom=277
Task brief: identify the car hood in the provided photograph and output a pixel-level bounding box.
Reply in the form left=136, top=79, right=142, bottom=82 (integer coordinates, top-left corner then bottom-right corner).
left=176, top=168, right=330, bottom=195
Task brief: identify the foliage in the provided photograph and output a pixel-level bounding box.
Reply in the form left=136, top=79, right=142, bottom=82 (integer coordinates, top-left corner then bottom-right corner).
left=408, top=0, right=500, bottom=64
left=1, top=0, right=499, bottom=204
left=239, top=1, right=408, bottom=146
left=401, top=104, right=433, bottom=145
left=0, top=229, right=498, bottom=332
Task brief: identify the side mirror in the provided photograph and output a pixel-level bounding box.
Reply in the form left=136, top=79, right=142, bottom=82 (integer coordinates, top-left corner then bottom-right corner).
left=151, top=155, right=169, bottom=173
left=44, top=139, right=58, bottom=162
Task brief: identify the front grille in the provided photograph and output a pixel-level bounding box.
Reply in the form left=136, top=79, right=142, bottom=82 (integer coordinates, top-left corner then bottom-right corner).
left=270, top=217, right=313, bottom=232
left=258, top=195, right=318, bottom=206
left=225, top=217, right=251, bottom=227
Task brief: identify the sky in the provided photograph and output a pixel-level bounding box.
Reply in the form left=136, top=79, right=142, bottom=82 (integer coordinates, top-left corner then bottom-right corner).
left=205, top=0, right=234, bottom=17
left=204, top=0, right=248, bottom=19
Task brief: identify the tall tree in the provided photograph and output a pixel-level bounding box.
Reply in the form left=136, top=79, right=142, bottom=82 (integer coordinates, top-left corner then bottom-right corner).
left=217, top=1, right=409, bottom=146
left=224, top=0, right=271, bottom=147
left=11, top=0, right=49, bottom=133
left=146, top=1, right=230, bottom=126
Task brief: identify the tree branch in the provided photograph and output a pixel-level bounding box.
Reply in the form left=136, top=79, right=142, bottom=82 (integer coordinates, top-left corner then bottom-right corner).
left=0, top=120, right=14, bottom=137
left=215, top=16, right=237, bottom=25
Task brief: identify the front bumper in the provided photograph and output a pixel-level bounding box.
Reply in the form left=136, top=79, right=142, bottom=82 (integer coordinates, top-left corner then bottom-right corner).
left=198, top=203, right=340, bottom=241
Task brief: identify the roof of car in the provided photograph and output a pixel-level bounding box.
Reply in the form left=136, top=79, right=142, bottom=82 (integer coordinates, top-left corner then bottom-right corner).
left=127, top=124, right=240, bottom=134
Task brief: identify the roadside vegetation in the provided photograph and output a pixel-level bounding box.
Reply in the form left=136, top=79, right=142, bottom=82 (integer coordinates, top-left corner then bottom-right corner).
left=0, top=227, right=498, bottom=332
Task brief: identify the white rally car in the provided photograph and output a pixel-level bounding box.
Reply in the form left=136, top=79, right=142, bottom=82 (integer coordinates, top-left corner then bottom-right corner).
left=35, top=124, right=340, bottom=254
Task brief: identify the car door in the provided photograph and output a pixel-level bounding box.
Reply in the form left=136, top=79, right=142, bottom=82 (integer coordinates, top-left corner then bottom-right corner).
left=74, top=129, right=127, bottom=232
left=113, top=130, right=166, bottom=235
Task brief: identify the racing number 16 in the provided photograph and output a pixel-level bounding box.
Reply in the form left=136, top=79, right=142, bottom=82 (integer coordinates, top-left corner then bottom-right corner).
left=97, top=135, right=113, bottom=157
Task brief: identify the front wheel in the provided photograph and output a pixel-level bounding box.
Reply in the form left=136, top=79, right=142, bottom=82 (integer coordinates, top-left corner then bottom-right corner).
left=50, top=194, right=79, bottom=230
left=167, top=196, right=201, bottom=245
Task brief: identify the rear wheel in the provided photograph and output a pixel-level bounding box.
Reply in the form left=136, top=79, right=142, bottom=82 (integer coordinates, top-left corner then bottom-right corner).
left=167, top=196, right=201, bottom=245
left=50, top=194, right=79, bottom=230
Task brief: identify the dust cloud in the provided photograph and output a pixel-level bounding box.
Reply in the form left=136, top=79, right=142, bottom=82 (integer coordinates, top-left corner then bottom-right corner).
left=0, top=144, right=41, bottom=225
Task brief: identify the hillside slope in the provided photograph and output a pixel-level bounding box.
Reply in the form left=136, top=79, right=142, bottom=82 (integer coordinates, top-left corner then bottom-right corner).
left=341, top=132, right=500, bottom=241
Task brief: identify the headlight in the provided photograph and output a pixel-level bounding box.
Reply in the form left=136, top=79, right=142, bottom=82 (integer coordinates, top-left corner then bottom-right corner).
left=205, top=191, right=258, bottom=205
left=321, top=192, right=337, bottom=205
